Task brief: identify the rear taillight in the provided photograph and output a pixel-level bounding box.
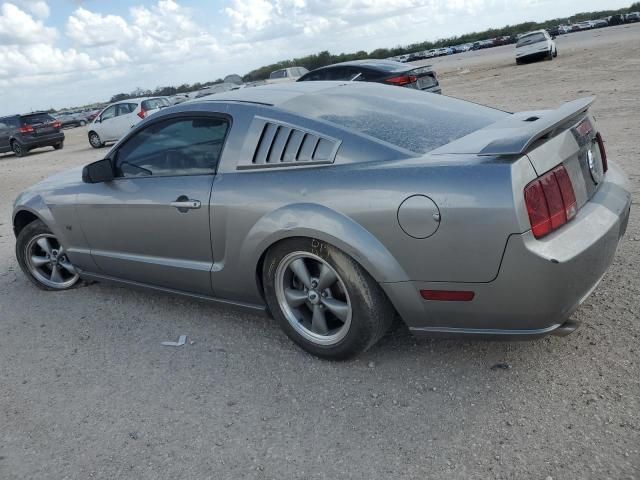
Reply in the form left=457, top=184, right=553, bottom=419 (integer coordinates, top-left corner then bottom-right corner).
left=19, top=125, right=34, bottom=134
left=595, top=132, right=608, bottom=173
left=52, top=121, right=61, bottom=129
left=137, top=109, right=146, bottom=119
left=524, top=165, right=577, bottom=239
left=385, top=75, right=417, bottom=86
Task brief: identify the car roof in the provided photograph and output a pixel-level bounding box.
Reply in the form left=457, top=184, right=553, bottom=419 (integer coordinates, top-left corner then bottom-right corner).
left=316, top=59, right=410, bottom=71
left=520, top=30, right=547, bottom=37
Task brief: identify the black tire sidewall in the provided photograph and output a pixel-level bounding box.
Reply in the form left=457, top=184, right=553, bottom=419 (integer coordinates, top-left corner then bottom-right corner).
left=12, top=141, right=24, bottom=157
left=263, top=238, right=393, bottom=359
left=89, top=132, right=102, bottom=148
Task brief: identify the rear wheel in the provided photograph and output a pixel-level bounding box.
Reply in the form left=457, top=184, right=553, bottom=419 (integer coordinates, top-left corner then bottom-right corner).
left=79, top=120, right=86, bottom=126
left=263, top=238, right=394, bottom=359
left=547, top=49, right=554, bottom=60
left=53, top=141, right=63, bottom=150
left=553, top=47, right=558, bottom=57
left=11, top=140, right=25, bottom=157
left=88, top=131, right=103, bottom=148
left=16, top=220, right=80, bottom=290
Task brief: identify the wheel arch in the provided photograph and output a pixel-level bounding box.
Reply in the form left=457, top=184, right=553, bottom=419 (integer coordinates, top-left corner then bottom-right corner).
left=246, top=203, right=411, bottom=300
left=13, top=209, right=40, bottom=237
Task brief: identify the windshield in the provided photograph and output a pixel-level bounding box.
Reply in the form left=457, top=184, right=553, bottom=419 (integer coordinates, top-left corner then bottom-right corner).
left=517, top=33, right=546, bottom=47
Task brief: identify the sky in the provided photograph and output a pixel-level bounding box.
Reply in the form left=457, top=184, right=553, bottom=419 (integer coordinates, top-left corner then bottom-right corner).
left=0, top=0, right=631, bottom=115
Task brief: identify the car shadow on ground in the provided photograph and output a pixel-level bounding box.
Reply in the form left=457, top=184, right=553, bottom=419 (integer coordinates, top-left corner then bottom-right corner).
left=61, top=277, right=551, bottom=370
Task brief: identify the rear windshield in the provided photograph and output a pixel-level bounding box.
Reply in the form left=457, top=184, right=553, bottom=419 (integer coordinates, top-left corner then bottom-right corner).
left=517, top=33, right=545, bottom=47
left=281, top=84, right=506, bottom=154
left=356, top=61, right=409, bottom=73
left=20, top=113, right=55, bottom=125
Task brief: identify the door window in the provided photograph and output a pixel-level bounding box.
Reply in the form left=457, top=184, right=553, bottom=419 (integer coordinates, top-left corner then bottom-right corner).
left=114, top=117, right=229, bottom=178
left=101, top=106, right=117, bottom=121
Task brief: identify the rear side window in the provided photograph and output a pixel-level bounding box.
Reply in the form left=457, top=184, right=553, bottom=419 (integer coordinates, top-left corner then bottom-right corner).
left=114, top=117, right=229, bottom=177
left=282, top=84, right=506, bottom=154
left=116, top=103, right=135, bottom=116
left=20, top=113, right=55, bottom=125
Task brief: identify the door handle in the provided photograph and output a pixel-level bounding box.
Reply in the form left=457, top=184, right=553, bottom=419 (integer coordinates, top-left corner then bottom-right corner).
left=170, top=198, right=201, bottom=211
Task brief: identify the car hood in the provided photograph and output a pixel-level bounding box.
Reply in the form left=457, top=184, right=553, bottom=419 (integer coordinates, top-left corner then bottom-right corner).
left=33, top=165, right=85, bottom=190
left=15, top=165, right=84, bottom=205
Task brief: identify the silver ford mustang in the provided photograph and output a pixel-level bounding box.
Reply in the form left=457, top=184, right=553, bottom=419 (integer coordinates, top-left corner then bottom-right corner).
left=12, top=82, right=631, bottom=359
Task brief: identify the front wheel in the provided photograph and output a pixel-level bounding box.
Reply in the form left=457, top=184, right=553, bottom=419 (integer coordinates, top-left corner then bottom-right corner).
left=88, top=131, right=103, bottom=148
left=16, top=219, right=80, bottom=290
left=263, top=238, right=395, bottom=359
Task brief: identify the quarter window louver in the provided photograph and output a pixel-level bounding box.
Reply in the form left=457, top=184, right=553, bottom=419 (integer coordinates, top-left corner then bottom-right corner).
left=239, top=117, right=340, bottom=169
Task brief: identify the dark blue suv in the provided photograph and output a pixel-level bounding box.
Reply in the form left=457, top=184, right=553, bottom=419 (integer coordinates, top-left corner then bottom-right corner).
left=0, top=112, right=65, bottom=157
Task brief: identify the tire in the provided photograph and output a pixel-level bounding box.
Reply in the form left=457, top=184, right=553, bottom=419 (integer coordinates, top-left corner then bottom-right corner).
left=263, top=238, right=395, bottom=359
left=16, top=219, right=80, bottom=291
left=553, top=47, right=558, bottom=57
left=80, top=120, right=86, bottom=126
left=88, top=131, right=103, bottom=148
left=11, top=140, right=25, bottom=157
left=53, top=141, right=63, bottom=150
left=516, top=58, right=522, bottom=65
left=547, top=49, right=554, bottom=60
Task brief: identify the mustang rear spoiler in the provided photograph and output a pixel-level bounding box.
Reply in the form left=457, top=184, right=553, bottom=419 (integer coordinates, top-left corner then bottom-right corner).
left=431, top=97, right=594, bottom=156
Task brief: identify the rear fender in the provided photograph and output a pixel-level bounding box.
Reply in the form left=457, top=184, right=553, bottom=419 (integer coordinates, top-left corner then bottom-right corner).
left=214, top=203, right=410, bottom=305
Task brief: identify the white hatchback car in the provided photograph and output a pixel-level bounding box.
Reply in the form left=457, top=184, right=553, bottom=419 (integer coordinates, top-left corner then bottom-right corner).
left=515, top=30, right=557, bottom=65
left=87, top=97, right=168, bottom=148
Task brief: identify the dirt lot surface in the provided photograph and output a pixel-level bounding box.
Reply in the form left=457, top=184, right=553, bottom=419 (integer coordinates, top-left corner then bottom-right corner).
left=1, top=24, right=639, bottom=480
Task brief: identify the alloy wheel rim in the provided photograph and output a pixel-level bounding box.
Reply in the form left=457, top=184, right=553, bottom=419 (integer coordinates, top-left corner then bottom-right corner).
left=89, top=133, right=100, bottom=147
left=13, top=143, right=21, bottom=155
left=275, top=252, right=352, bottom=346
left=25, top=234, right=79, bottom=289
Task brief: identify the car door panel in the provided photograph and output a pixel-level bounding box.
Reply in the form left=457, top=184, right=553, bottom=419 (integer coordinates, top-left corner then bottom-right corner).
left=0, top=122, right=10, bottom=152
left=76, top=175, right=215, bottom=295
left=75, top=115, right=229, bottom=295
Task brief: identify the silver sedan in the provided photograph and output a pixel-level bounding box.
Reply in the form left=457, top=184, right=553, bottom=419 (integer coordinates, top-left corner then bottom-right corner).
left=12, top=82, right=631, bottom=358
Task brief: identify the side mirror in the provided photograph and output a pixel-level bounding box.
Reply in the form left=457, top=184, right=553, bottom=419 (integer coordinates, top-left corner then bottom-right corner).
left=83, top=158, right=114, bottom=183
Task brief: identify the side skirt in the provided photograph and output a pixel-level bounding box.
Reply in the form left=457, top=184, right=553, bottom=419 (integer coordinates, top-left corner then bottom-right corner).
left=78, top=270, right=269, bottom=317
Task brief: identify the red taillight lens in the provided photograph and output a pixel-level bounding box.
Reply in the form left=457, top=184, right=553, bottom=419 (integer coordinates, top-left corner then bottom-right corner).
left=137, top=109, right=146, bottom=119
left=385, top=75, right=417, bottom=86
left=595, top=132, right=608, bottom=173
left=524, top=165, right=577, bottom=239
left=52, top=121, right=61, bottom=129
left=420, top=290, right=475, bottom=301
left=19, top=125, right=34, bottom=134
left=524, top=180, right=552, bottom=238
left=553, top=166, right=577, bottom=220
left=540, top=170, right=566, bottom=229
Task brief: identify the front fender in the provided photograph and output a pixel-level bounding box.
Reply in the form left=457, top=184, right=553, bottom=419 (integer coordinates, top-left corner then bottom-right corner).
left=12, top=193, right=61, bottom=238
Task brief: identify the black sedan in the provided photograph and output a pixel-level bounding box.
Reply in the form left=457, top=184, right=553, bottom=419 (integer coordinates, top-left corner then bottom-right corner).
left=297, top=59, right=441, bottom=94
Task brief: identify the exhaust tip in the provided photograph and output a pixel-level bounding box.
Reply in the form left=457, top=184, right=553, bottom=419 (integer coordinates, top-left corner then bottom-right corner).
left=553, top=319, right=581, bottom=336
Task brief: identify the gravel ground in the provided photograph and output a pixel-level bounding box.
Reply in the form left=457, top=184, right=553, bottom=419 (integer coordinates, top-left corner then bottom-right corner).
left=1, top=24, right=639, bottom=480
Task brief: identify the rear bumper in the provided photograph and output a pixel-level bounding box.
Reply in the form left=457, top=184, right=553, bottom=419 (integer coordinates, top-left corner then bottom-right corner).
left=383, top=161, right=631, bottom=338
left=20, top=132, right=65, bottom=149
left=516, top=50, right=549, bottom=62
